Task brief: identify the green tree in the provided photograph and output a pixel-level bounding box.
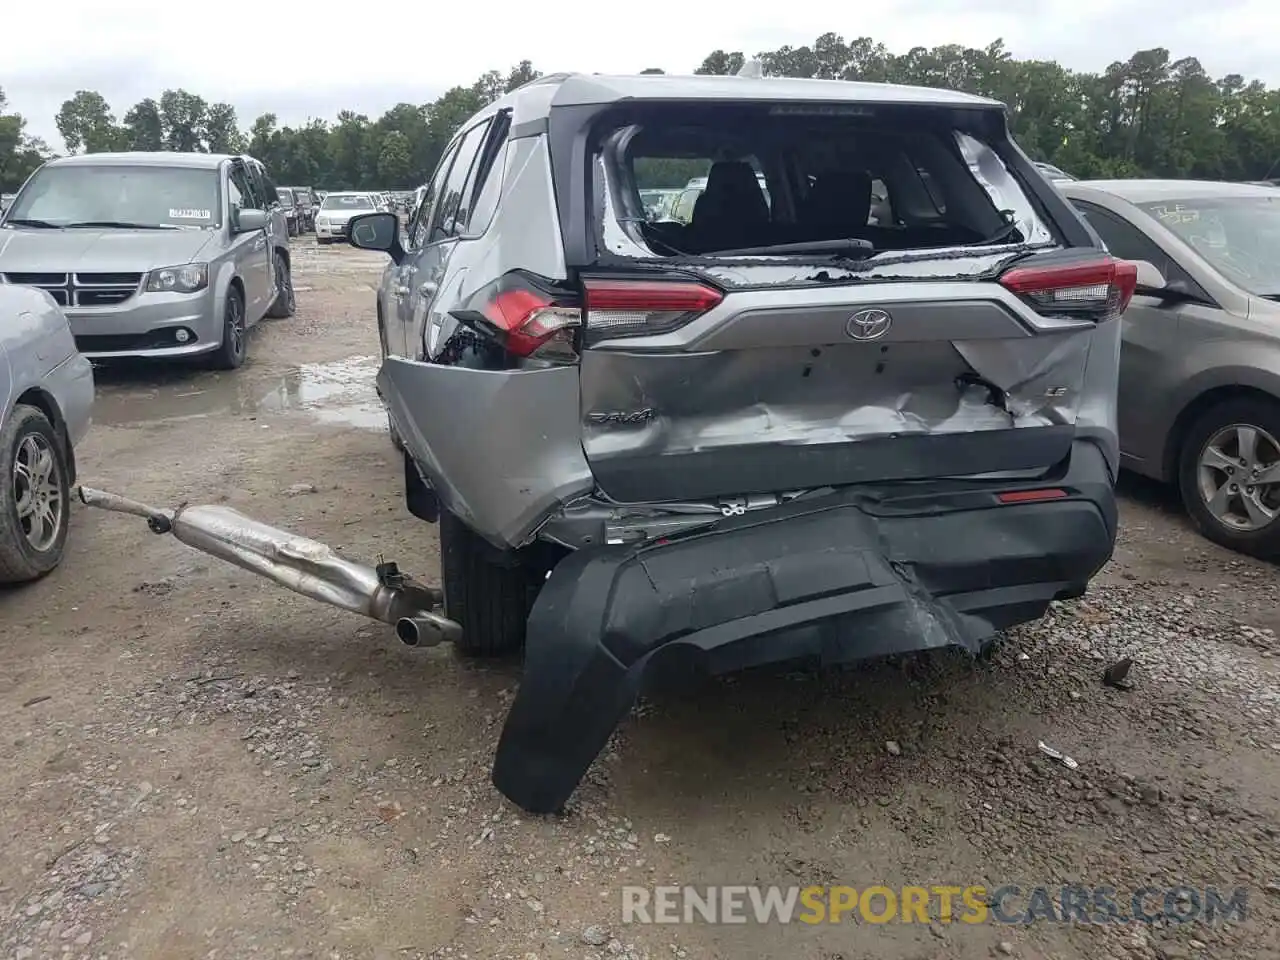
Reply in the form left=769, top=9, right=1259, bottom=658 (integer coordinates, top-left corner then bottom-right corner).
left=121, top=98, right=163, bottom=151
left=377, top=130, right=411, bottom=185
left=55, top=90, right=121, bottom=153
left=159, top=89, right=208, bottom=152
left=695, top=50, right=745, bottom=75
left=0, top=88, right=47, bottom=191
left=206, top=102, right=244, bottom=153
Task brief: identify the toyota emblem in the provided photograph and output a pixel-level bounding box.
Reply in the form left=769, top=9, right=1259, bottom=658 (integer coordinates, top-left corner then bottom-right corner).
left=846, top=308, right=893, bottom=341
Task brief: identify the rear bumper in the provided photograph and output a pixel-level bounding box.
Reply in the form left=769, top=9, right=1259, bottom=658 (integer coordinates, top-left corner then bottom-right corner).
left=493, top=439, right=1116, bottom=813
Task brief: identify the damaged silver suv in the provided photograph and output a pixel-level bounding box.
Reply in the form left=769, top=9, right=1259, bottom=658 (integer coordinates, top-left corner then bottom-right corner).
left=348, top=72, right=1136, bottom=813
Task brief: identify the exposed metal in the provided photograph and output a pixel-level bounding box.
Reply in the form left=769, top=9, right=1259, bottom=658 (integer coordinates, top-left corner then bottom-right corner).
left=75, top=486, right=461, bottom=645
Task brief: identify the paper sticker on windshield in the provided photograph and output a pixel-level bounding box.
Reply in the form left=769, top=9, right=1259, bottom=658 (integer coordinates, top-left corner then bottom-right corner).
left=1152, top=204, right=1199, bottom=226
left=169, top=208, right=212, bottom=220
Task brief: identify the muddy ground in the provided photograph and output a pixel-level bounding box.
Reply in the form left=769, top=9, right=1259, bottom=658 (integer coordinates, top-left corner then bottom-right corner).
left=1, top=240, right=1278, bottom=960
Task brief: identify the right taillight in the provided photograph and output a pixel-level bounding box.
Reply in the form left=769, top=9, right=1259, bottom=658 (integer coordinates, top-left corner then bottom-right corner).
left=999, top=258, right=1137, bottom=319
left=583, top=277, right=724, bottom=345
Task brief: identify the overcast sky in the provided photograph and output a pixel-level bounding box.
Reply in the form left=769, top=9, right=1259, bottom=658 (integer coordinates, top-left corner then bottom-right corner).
left=6, top=0, right=1276, bottom=151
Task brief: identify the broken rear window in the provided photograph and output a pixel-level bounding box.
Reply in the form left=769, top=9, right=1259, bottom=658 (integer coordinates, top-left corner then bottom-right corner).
left=593, top=101, right=1052, bottom=262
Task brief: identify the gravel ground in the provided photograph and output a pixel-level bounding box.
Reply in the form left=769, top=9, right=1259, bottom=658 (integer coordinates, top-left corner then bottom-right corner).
left=1, top=240, right=1277, bottom=960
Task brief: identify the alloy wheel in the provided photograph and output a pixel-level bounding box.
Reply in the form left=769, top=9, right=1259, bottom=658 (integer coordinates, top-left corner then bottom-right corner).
left=13, top=431, right=64, bottom=551
left=1196, top=422, right=1280, bottom=531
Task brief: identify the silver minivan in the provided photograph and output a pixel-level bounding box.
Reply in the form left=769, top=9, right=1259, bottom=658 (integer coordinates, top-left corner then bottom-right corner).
left=0, top=152, right=296, bottom=369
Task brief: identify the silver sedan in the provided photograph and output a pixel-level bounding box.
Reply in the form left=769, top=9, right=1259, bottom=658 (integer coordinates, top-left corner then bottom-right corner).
left=0, top=284, right=95, bottom=582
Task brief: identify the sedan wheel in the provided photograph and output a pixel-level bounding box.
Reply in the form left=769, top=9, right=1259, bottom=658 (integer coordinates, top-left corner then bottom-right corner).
left=0, top=406, right=71, bottom=583
left=1179, top=397, right=1280, bottom=557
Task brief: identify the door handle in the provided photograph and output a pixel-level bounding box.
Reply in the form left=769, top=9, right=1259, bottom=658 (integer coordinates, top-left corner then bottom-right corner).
left=419, top=281, right=438, bottom=297
left=253, top=237, right=265, bottom=251
left=394, top=285, right=411, bottom=298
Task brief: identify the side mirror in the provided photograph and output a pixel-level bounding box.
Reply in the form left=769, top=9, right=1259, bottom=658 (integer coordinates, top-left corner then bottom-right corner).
left=1132, top=259, right=1166, bottom=294
left=348, top=212, right=404, bottom=264
left=234, top=208, right=269, bottom=234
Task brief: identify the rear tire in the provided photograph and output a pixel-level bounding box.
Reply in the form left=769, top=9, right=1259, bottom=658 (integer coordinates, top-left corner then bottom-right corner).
left=265, top=251, right=295, bottom=318
left=1177, top=395, right=1280, bottom=558
left=0, top=406, right=71, bottom=584
left=439, top=510, right=538, bottom=657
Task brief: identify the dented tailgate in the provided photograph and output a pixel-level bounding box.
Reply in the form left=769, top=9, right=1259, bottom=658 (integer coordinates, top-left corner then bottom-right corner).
left=578, top=270, right=1100, bottom=503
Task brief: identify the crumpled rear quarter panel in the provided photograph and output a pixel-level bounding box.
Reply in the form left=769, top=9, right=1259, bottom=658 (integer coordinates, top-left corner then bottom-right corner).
left=378, top=357, right=593, bottom=549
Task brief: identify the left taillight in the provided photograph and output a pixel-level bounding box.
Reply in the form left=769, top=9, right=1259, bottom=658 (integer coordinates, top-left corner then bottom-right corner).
left=450, top=272, right=583, bottom=361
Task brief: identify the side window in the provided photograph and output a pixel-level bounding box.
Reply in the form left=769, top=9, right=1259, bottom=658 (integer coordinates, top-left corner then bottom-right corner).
left=410, top=144, right=459, bottom=249
left=1074, top=203, right=1163, bottom=264
left=228, top=165, right=254, bottom=213
left=235, top=164, right=264, bottom=210
left=1074, top=201, right=1210, bottom=301
left=428, top=120, right=491, bottom=243
left=259, top=170, right=280, bottom=206
left=461, top=116, right=511, bottom=238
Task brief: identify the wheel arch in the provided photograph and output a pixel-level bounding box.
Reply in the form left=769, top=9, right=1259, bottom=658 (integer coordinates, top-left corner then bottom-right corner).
left=14, top=386, right=75, bottom=485
left=1163, top=384, right=1280, bottom=481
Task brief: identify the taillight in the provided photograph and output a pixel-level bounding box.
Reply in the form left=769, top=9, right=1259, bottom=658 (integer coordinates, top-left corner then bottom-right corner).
left=450, top=272, right=583, bottom=360
left=999, top=258, right=1137, bottom=319
left=583, top=278, right=724, bottom=345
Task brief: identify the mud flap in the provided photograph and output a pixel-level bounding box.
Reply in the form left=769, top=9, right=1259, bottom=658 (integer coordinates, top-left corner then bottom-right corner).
left=490, top=501, right=998, bottom=814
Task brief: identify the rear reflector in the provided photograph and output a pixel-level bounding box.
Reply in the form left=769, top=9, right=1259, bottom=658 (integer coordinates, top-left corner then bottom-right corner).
left=583, top=278, right=723, bottom=344
left=999, top=258, right=1137, bottom=318
left=996, top=488, right=1068, bottom=504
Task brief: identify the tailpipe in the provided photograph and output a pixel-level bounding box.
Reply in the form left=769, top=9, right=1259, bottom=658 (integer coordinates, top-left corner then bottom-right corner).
left=76, top=485, right=462, bottom=646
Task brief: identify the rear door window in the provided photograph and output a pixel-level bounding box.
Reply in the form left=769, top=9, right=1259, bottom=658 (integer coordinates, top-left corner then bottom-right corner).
left=428, top=120, right=491, bottom=243
left=461, top=112, right=512, bottom=238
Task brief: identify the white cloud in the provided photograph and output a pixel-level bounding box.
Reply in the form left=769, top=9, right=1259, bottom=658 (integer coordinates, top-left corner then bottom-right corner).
left=6, top=0, right=1279, bottom=149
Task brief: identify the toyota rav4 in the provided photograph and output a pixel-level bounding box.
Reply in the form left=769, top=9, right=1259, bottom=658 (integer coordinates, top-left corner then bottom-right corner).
left=346, top=71, right=1133, bottom=813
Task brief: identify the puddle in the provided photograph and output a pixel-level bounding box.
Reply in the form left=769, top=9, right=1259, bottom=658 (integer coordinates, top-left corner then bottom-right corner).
left=91, top=355, right=387, bottom=430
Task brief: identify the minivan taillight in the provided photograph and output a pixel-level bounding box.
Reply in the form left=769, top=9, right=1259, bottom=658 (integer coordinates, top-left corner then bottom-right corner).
left=583, top=278, right=724, bottom=345
left=999, top=258, right=1137, bottom=319
left=450, top=272, right=583, bottom=360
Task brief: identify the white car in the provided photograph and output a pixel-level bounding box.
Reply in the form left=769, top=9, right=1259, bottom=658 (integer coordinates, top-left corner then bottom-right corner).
left=0, top=285, right=94, bottom=582
left=315, top=192, right=378, bottom=244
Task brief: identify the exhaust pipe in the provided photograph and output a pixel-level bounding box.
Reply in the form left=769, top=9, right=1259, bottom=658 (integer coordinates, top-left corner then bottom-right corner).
left=76, top=486, right=462, bottom=646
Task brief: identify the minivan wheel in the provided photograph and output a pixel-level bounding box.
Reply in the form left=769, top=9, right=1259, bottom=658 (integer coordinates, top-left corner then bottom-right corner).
left=0, top=405, right=71, bottom=584
left=439, top=510, right=539, bottom=657
left=211, top=286, right=248, bottom=370
left=1178, top=396, right=1280, bottom=558
left=266, top=252, right=296, bottom=318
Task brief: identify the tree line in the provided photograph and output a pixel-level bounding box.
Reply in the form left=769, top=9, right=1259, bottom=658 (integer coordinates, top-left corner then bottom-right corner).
left=3, top=35, right=1280, bottom=193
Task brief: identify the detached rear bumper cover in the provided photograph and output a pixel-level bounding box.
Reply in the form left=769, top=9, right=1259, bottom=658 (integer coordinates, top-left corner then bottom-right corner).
left=492, top=440, right=1116, bottom=813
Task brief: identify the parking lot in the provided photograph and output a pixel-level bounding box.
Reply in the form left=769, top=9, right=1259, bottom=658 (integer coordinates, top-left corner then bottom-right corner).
left=2, top=239, right=1278, bottom=960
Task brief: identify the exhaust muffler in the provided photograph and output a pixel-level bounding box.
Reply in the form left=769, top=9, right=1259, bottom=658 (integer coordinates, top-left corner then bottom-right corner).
left=76, top=486, right=461, bottom=646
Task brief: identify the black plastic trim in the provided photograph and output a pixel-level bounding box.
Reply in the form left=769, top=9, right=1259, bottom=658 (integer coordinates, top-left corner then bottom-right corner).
left=491, top=439, right=1116, bottom=813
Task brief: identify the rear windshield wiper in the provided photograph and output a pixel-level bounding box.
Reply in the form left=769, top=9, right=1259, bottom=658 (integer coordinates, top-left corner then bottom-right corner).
left=65, top=220, right=178, bottom=230
left=3, top=217, right=60, bottom=228
left=710, top=238, right=876, bottom=259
